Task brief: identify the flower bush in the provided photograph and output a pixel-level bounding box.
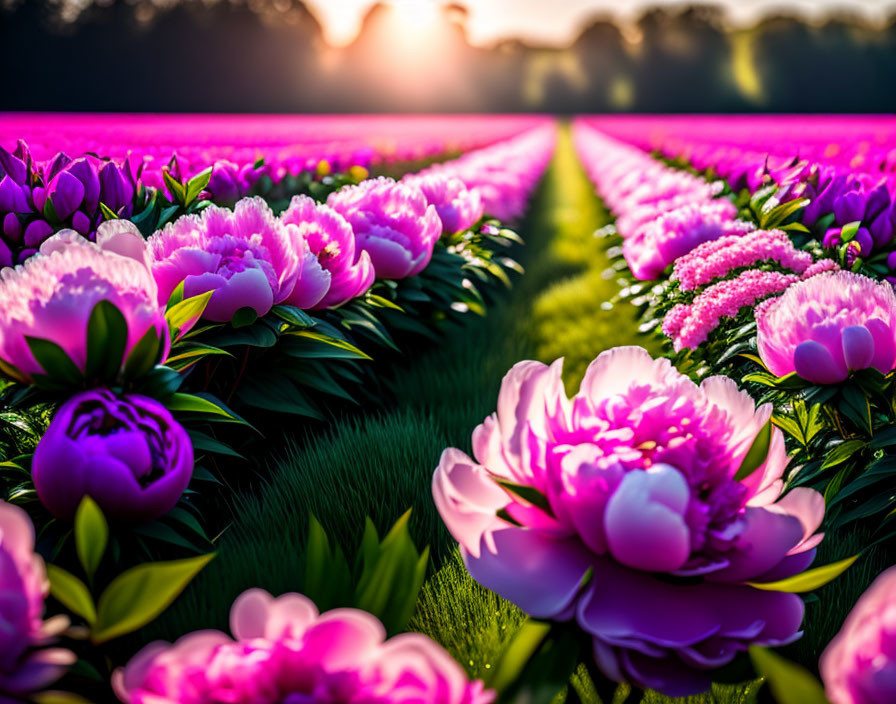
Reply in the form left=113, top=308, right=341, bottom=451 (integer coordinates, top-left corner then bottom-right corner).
left=433, top=347, right=824, bottom=696
left=113, top=588, right=494, bottom=704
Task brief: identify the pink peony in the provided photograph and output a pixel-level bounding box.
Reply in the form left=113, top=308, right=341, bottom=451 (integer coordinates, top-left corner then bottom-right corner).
left=149, top=198, right=302, bottom=322
left=820, top=566, right=896, bottom=704
left=0, top=501, right=75, bottom=698
left=756, top=271, right=896, bottom=384
left=327, top=177, right=442, bottom=280
left=279, top=195, right=375, bottom=309
left=113, top=588, right=494, bottom=704
left=433, top=347, right=825, bottom=697
left=0, top=233, right=168, bottom=383
left=402, top=173, right=484, bottom=235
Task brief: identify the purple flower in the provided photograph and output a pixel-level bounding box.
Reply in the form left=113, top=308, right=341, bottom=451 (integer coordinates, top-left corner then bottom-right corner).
left=205, top=160, right=244, bottom=208
left=756, top=271, right=896, bottom=384
left=149, top=198, right=302, bottom=322
left=0, top=233, right=168, bottom=383
left=433, top=347, right=824, bottom=697
left=280, top=195, right=375, bottom=309
left=327, top=177, right=442, bottom=279
left=820, top=566, right=896, bottom=704
left=32, top=389, right=193, bottom=523
left=0, top=501, right=75, bottom=698
left=402, top=173, right=484, bottom=234
left=98, top=160, right=136, bottom=217
left=113, top=588, right=494, bottom=704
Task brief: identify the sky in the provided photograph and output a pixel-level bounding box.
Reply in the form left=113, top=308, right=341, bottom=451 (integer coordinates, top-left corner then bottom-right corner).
left=302, top=0, right=896, bottom=46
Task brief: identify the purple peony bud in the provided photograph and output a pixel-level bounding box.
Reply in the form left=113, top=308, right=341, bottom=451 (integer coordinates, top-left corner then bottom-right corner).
left=205, top=160, right=242, bottom=208
left=47, top=171, right=85, bottom=221
left=0, top=235, right=168, bottom=383
left=0, top=501, right=75, bottom=697
left=871, top=204, right=896, bottom=250
left=23, top=219, right=54, bottom=249
left=834, top=191, right=867, bottom=227
left=99, top=161, right=135, bottom=215
left=864, top=182, right=891, bottom=223
left=280, top=195, right=375, bottom=309
left=854, top=227, right=874, bottom=257
left=0, top=144, right=28, bottom=185
left=820, top=566, right=896, bottom=704
left=66, top=158, right=101, bottom=216
left=32, top=390, right=193, bottom=523
left=327, top=177, right=442, bottom=279
left=804, top=174, right=849, bottom=225
left=433, top=347, right=824, bottom=697
left=0, top=239, right=10, bottom=269
left=113, top=589, right=493, bottom=704
left=757, top=271, right=896, bottom=384
left=0, top=176, right=31, bottom=214
left=3, top=214, right=22, bottom=243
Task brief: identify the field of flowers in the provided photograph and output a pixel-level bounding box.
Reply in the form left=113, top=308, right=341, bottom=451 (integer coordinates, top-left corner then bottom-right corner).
left=0, top=113, right=893, bottom=704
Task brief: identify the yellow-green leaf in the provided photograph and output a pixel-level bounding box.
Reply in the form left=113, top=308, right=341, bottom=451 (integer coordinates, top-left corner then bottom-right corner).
left=748, top=554, right=859, bottom=593
left=749, top=646, right=830, bottom=704
left=734, top=419, right=773, bottom=482
left=75, top=496, right=108, bottom=581
left=92, top=553, right=214, bottom=643
left=47, top=564, right=97, bottom=625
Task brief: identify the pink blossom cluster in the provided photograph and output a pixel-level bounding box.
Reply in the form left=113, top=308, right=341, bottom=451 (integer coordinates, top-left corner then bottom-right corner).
left=672, top=229, right=815, bottom=291
left=114, top=589, right=494, bottom=704
left=573, top=124, right=752, bottom=280
left=663, top=270, right=800, bottom=351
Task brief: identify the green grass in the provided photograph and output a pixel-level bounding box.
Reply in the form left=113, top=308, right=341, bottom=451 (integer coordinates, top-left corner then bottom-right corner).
left=140, top=126, right=884, bottom=704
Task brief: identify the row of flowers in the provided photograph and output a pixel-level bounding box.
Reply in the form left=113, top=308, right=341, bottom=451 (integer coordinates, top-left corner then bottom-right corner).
left=0, top=123, right=556, bottom=702
left=0, top=115, right=550, bottom=265
left=555, top=118, right=896, bottom=703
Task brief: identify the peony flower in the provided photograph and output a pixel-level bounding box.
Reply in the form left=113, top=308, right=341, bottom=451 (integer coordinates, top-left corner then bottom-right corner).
left=0, top=234, right=168, bottom=383
left=622, top=201, right=753, bottom=281
left=32, top=389, right=193, bottom=523
left=113, top=588, right=494, bottom=704
left=403, top=173, right=484, bottom=234
left=327, top=177, right=442, bottom=279
left=756, top=271, right=896, bottom=384
left=0, top=501, right=75, bottom=698
left=149, top=198, right=302, bottom=322
left=433, top=347, right=824, bottom=697
left=279, top=195, right=374, bottom=309
left=820, top=566, right=896, bottom=704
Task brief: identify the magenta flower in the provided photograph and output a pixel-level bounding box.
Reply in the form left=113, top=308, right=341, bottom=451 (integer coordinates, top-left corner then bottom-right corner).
left=32, top=389, right=193, bottom=523
left=0, top=234, right=168, bottom=383
left=820, top=566, right=896, bottom=704
left=757, top=271, right=896, bottom=384
left=149, top=198, right=302, bottom=322
left=433, top=347, right=824, bottom=697
left=279, top=195, right=375, bottom=309
left=403, top=173, right=484, bottom=234
left=113, top=588, right=494, bottom=704
left=327, top=177, right=442, bottom=279
left=0, top=501, right=75, bottom=698
left=623, top=201, right=753, bottom=281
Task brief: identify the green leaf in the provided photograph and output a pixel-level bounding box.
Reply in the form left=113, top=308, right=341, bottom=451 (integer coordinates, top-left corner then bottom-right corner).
left=47, top=564, right=97, bottom=625
left=749, top=646, right=830, bottom=704
left=165, top=290, right=214, bottom=340
left=831, top=456, right=896, bottom=505
left=32, top=691, right=96, bottom=704
left=92, top=553, right=215, bottom=643
left=185, top=167, right=213, bottom=204
left=283, top=331, right=372, bottom=361
left=99, top=201, right=120, bottom=220
left=762, top=197, right=810, bottom=228
left=494, top=479, right=555, bottom=518
left=734, top=419, right=773, bottom=482
left=122, top=327, right=163, bottom=380
left=231, top=306, right=258, bottom=329
left=166, top=281, right=185, bottom=310
left=26, top=337, right=83, bottom=385
left=75, top=497, right=108, bottom=581
left=271, top=304, right=317, bottom=329
left=821, top=439, right=866, bottom=470
left=364, top=293, right=405, bottom=312
left=162, top=169, right=187, bottom=206
left=486, top=619, right=552, bottom=691
left=165, top=392, right=235, bottom=419
left=85, top=300, right=128, bottom=382
left=304, top=515, right=352, bottom=611
left=748, top=554, right=859, bottom=592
